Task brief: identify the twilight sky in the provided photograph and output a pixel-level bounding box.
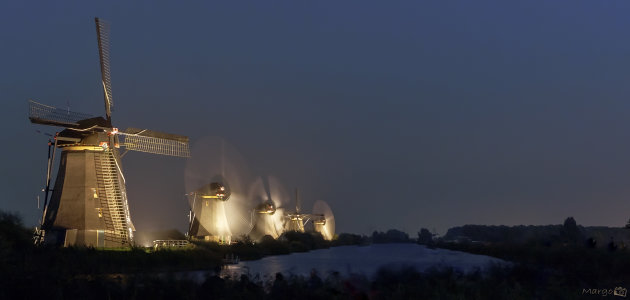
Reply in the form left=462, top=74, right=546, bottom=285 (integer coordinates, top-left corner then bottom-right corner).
left=2, top=1, right=630, bottom=236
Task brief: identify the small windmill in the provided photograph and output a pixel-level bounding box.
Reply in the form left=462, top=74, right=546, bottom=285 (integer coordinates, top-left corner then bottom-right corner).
left=28, top=18, right=189, bottom=247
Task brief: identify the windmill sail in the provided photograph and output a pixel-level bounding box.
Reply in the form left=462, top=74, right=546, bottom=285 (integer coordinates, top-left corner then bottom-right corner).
left=95, top=17, right=113, bottom=121
left=28, top=100, right=93, bottom=127
left=94, top=150, right=133, bottom=244
left=120, top=128, right=190, bottom=157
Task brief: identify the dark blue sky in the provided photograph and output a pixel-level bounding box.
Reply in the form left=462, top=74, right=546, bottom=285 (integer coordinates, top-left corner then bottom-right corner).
left=2, top=1, right=630, bottom=235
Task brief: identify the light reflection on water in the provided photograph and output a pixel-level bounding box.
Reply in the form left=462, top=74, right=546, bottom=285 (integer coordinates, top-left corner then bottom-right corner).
left=220, top=243, right=507, bottom=279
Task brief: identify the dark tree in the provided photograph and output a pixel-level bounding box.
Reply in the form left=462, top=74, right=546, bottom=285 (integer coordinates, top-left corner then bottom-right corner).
left=372, top=229, right=411, bottom=243
left=333, top=233, right=366, bottom=246
left=562, top=217, right=582, bottom=245
left=385, top=229, right=410, bottom=242
left=608, top=237, right=618, bottom=252
left=417, top=228, right=433, bottom=245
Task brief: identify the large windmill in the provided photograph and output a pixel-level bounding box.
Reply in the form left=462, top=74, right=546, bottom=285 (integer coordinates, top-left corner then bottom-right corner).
left=28, top=18, right=190, bottom=247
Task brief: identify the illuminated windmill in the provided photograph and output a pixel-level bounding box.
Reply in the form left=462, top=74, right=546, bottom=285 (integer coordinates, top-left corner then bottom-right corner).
left=187, top=181, right=232, bottom=244
left=311, top=200, right=335, bottom=241
left=185, top=137, right=255, bottom=244
left=28, top=18, right=190, bottom=247
left=248, top=176, right=289, bottom=241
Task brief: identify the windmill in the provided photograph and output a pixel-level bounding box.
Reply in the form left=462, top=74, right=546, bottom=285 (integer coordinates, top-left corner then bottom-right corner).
left=285, top=189, right=307, bottom=232
left=28, top=18, right=190, bottom=247
left=185, top=137, right=254, bottom=244
left=248, top=176, right=290, bottom=240
left=311, top=200, right=335, bottom=241
left=187, top=181, right=232, bottom=244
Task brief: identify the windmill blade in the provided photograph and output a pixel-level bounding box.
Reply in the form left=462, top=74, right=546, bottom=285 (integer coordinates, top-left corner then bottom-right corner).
left=102, top=147, right=134, bottom=244
left=125, top=127, right=189, bottom=143
left=249, top=177, right=268, bottom=205
left=249, top=175, right=290, bottom=209
left=28, top=100, right=93, bottom=127
left=295, top=188, right=301, bottom=213
left=119, top=128, right=190, bottom=157
left=267, top=176, right=290, bottom=208
left=95, top=17, right=113, bottom=120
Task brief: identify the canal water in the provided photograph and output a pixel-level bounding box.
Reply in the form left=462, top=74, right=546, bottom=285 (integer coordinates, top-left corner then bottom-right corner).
left=220, top=243, right=507, bottom=280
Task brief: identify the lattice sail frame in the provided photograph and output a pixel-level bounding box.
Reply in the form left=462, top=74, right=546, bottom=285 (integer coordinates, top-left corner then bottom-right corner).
left=95, top=18, right=113, bottom=118
left=95, top=150, right=133, bottom=244
left=28, top=100, right=93, bottom=126
left=119, top=132, right=190, bottom=157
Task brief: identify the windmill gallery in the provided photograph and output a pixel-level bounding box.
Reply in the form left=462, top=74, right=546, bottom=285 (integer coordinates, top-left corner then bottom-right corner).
left=27, top=18, right=335, bottom=248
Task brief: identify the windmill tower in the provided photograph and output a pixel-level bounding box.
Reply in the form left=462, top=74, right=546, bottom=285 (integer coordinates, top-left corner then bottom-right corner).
left=28, top=18, right=190, bottom=247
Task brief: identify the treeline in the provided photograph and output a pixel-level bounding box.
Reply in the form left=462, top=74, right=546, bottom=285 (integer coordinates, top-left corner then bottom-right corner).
left=196, top=230, right=385, bottom=261
left=442, top=217, right=629, bottom=249
left=434, top=237, right=630, bottom=291
left=444, top=224, right=566, bottom=244
left=331, top=229, right=415, bottom=245
left=197, top=231, right=332, bottom=261
left=432, top=217, right=630, bottom=293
